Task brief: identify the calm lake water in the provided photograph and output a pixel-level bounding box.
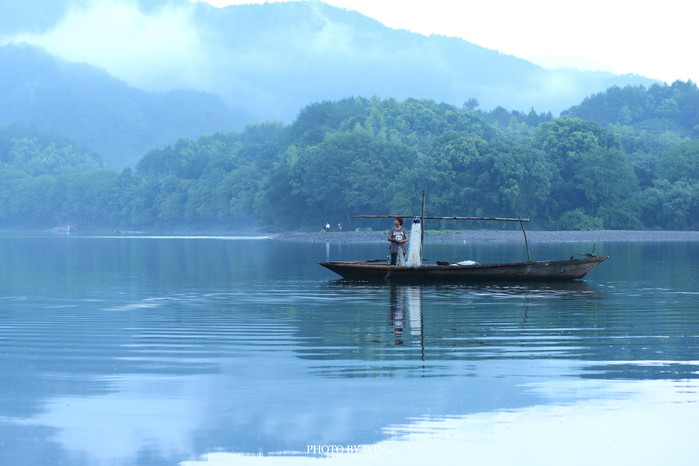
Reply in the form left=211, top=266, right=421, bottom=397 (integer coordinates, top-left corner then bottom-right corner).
left=1, top=234, right=698, bottom=465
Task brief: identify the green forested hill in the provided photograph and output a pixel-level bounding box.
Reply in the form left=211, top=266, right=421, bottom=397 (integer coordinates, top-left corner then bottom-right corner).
left=1, top=82, right=698, bottom=232
left=563, top=81, right=699, bottom=137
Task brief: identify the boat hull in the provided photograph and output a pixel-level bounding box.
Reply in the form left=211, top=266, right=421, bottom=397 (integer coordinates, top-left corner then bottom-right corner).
left=319, top=256, right=608, bottom=282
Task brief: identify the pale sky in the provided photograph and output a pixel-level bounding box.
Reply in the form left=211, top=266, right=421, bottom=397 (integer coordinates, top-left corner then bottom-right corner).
left=192, top=0, right=697, bottom=84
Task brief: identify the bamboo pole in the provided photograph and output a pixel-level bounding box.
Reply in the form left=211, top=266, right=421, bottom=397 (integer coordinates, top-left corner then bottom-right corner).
left=420, top=190, right=425, bottom=257
left=354, top=215, right=530, bottom=222
left=519, top=217, right=532, bottom=262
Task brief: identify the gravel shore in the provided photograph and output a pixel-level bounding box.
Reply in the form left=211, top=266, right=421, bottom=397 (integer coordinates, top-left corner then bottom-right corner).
left=273, top=230, right=699, bottom=244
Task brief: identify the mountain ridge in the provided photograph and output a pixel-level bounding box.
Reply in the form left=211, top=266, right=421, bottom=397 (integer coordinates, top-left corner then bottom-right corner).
left=0, top=43, right=249, bottom=169
left=0, top=0, right=660, bottom=168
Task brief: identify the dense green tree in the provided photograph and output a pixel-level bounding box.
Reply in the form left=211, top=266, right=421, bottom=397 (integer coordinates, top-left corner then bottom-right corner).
left=659, top=139, right=699, bottom=183
left=558, top=209, right=604, bottom=230
left=532, top=117, right=640, bottom=226
left=153, top=175, right=191, bottom=222
left=253, top=146, right=307, bottom=229
left=1, top=85, right=698, bottom=231
left=224, top=164, right=265, bottom=222
left=564, top=80, right=699, bottom=137
left=290, top=129, right=416, bottom=225
left=423, top=133, right=553, bottom=222
left=183, top=167, right=229, bottom=222
left=574, top=146, right=638, bottom=209
left=3, top=134, right=100, bottom=175
left=290, top=98, right=369, bottom=144
left=640, top=180, right=699, bottom=230
left=60, top=170, right=123, bottom=225
left=138, top=139, right=214, bottom=179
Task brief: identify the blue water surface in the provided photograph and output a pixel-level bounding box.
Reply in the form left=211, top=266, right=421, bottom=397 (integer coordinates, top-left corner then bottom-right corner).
left=1, top=235, right=698, bottom=465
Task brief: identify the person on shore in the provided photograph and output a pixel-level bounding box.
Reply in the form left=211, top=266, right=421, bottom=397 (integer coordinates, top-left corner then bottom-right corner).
left=388, top=217, right=409, bottom=265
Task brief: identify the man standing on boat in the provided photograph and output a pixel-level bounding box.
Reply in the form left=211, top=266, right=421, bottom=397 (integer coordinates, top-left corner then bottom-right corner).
left=388, top=217, right=409, bottom=265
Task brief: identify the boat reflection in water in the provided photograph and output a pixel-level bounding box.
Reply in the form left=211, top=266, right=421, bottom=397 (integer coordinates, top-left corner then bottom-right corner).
left=389, top=285, right=423, bottom=350
left=384, top=281, right=595, bottom=356
left=332, top=280, right=600, bottom=361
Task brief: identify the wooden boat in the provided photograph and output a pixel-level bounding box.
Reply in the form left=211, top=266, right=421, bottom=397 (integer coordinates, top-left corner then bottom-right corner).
left=320, top=192, right=608, bottom=282
left=320, top=255, right=607, bottom=282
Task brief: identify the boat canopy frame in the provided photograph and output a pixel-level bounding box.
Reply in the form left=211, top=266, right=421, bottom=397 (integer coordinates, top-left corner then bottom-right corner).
left=353, top=191, right=533, bottom=263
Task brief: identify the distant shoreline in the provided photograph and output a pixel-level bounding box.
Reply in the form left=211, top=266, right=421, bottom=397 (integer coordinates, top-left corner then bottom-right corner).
left=2, top=229, right=698, bottom=243
left=273, top=230, right=699, bottom=244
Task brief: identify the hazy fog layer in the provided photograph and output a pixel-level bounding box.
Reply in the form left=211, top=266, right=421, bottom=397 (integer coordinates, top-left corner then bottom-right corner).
left=1, top=0, right=657, bottom=121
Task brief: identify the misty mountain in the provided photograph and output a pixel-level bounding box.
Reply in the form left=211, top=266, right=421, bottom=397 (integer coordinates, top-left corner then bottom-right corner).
left=0, top=44, right=248, bottom=169
left=190, top=1, right=658, bottom=120
left=1, top=0, right=659, bottom=169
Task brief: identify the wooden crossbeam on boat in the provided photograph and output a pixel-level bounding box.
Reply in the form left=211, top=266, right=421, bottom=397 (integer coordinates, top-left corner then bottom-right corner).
left=354, top=215, right=529, bottom=222
left=353, top=191, right=533, bottom=261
